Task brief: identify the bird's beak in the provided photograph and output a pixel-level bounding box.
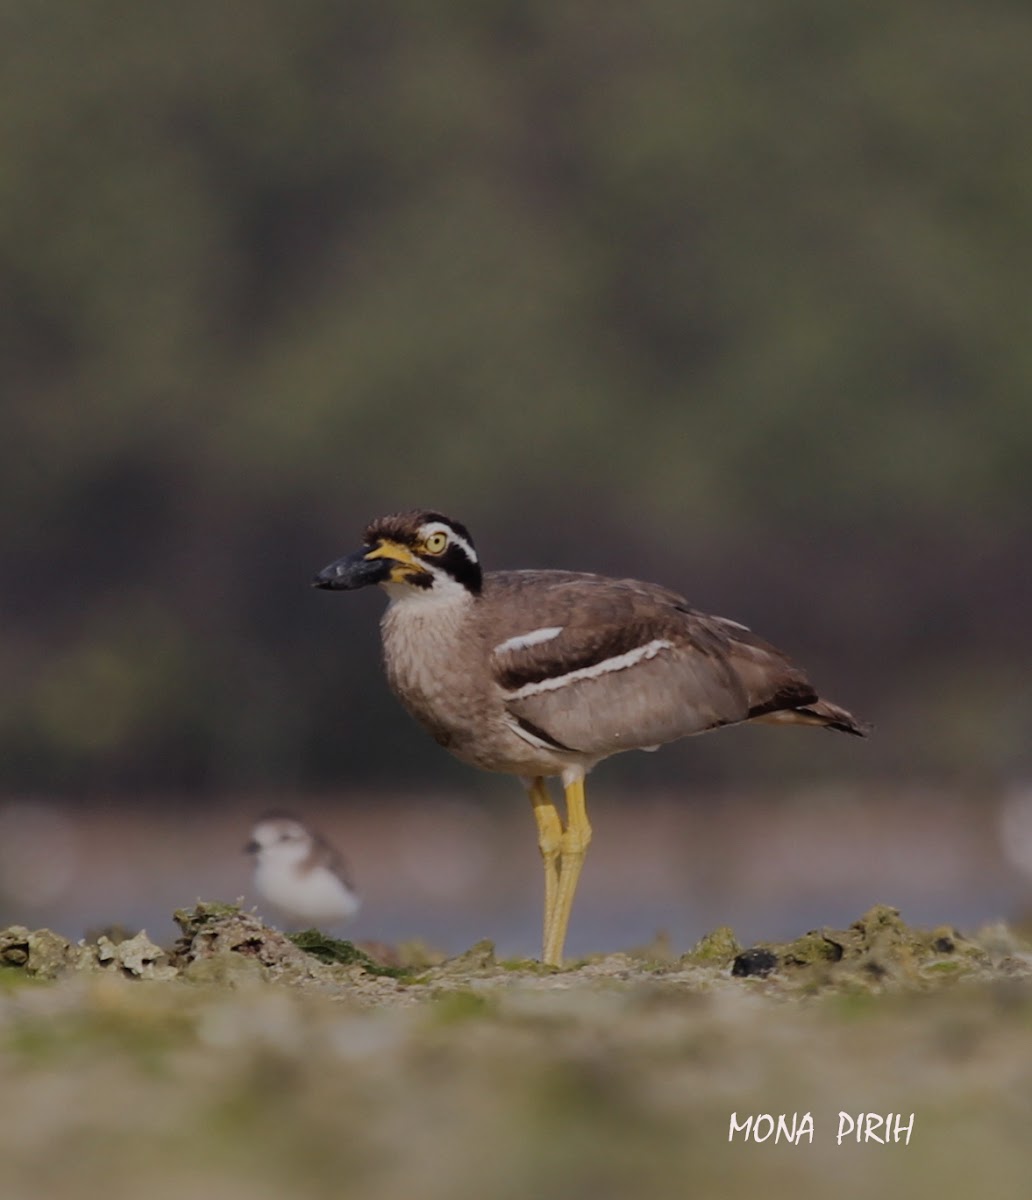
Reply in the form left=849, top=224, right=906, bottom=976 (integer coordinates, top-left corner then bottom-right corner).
left=313, top=540, right=427, bottom=590
left=312, top=548, right=395, bottom=590
left=244, top=839, right=259, bottom=855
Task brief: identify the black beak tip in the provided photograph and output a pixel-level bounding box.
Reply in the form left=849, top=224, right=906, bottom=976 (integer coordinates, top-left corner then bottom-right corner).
left=312, top=562, right=350, bottom=589
left=312, top=551, right=391, bottom=591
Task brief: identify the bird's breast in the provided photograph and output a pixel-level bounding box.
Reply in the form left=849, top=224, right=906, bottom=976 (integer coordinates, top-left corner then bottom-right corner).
left=380, top=597, right=491, bottom=750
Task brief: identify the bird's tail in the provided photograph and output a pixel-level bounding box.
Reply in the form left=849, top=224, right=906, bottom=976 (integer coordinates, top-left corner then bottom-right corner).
left=752, top=697, right=870, bottom=737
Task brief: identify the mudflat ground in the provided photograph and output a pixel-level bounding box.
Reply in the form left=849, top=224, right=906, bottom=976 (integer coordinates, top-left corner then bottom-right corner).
left=2, top=903, right=1031, bottom=1200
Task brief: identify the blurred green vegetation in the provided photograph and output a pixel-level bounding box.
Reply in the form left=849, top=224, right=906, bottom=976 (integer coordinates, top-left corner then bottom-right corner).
left=1, top=1, right=1029, bottom=794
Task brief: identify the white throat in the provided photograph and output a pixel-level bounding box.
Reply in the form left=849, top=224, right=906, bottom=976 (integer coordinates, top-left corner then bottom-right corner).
left=381, top=567, right=476, bottom=610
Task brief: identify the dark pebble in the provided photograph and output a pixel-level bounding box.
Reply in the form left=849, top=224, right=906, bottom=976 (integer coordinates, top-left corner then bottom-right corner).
left=732, top=948, right=779, bottom=977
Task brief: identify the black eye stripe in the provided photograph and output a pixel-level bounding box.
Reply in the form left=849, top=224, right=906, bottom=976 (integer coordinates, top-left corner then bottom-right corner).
left=432, top=542, right=482, bottom=594
left=362, top=513, right=482, bottom=593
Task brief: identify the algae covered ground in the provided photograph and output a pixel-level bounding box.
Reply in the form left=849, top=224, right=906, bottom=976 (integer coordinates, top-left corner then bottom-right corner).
left=2, top=903, right=1031, bottom=1200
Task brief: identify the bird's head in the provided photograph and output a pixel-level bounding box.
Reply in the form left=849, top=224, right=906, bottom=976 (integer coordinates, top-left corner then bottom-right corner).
left=245, top=813, right=312, bottom=867
left=313, top=510, right=482, bottom=600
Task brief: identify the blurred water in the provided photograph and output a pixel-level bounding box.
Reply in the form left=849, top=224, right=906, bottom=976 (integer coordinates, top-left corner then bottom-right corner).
left=0, top=785, right=1023, bottom=958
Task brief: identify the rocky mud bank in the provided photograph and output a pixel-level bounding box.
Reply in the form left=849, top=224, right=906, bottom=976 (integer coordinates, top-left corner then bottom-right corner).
left=2, top=904, right=1030, bottom=1200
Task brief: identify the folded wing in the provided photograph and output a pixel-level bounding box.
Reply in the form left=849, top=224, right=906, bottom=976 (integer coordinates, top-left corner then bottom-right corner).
left=485, top=571, right=819, bottom=757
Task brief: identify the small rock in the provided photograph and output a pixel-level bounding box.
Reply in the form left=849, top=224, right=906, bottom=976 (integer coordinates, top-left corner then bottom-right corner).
left=435, top=940, right=497, bottom=975
left=781, top=930, right=845, bottom=967
left=110, top=931, right=177, bottom=980
left=732, top=948, right=779, bottom=978
left=0, top=925, right=82, bottom=978
left=686, top=926, right=741, bottom=964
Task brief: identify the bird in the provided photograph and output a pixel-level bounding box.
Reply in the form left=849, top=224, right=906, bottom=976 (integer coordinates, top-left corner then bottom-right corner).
left=245, top=812, right=361, bottom=931
left=313, top=510, right=866, bottom=966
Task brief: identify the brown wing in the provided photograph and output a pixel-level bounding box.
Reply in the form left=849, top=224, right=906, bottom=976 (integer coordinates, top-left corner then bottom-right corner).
left=304, top=830, right=356, bottom=891
left=484, top=571, right=817, bottom=756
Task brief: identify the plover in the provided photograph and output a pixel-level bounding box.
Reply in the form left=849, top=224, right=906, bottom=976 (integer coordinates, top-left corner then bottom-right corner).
left=246, top=812, right=361, bottom=930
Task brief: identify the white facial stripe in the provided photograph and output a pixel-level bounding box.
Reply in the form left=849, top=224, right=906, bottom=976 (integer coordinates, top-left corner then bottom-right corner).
left=504, top=638, right=674, bottom=699
left=418, top=521, right=478, bottom=564
left=494, top=627, right=564, bottom=655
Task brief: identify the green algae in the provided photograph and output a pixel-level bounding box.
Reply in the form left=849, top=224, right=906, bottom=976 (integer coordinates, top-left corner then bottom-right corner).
left=0, top=963, right=46, bottom=990
left=683, top=925, right=741, bottom=965
left=287, top=929, right=408, bottom=978
left=428, top=989, right=496, bottom=1023
left=498, top=957, right=556, bottom=974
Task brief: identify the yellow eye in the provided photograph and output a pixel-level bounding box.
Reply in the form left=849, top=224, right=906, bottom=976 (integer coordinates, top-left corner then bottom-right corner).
left=424, top=531, right=448, bottom=555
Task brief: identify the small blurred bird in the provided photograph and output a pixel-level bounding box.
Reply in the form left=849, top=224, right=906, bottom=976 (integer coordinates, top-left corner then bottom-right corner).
left=245, top=812, right=361, bottom=930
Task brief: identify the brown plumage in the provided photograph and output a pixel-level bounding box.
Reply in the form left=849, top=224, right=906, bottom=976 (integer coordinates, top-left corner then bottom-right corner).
left=481, top=570, right=867, bottom=756
left=314, top=510, right=867, bottom=965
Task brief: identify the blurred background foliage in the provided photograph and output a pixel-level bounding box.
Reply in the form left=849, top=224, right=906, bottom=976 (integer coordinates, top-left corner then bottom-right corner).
left=2, top=0, right=1030, bottom=797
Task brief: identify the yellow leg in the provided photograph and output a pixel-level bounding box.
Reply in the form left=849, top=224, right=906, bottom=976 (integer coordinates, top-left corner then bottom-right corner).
left=543, top=773, right=592, bottom=967
left=528, top=777, right=562, bottom=956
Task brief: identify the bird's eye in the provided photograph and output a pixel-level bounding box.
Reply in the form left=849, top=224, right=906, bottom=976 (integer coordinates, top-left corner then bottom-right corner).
left=424, top=531, right=448, bottom=555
